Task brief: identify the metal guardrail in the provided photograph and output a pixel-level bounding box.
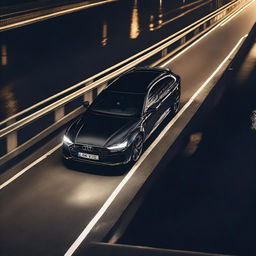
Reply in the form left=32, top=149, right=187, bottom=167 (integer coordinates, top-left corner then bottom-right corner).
left=0, top=0, right=240, bottom=128
left=0, top=0, right=250, bottom=165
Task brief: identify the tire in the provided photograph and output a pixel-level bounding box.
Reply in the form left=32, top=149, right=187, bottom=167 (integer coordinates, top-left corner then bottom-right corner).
left=131, top=134, right=144, bottom=163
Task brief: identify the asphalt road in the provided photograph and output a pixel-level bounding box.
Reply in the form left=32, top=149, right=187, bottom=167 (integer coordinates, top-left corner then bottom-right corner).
left=0, top=2, right=255, bottom=255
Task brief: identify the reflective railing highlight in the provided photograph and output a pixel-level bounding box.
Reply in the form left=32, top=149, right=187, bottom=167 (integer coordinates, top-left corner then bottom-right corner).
left=0, top=0, right=250, bottom=165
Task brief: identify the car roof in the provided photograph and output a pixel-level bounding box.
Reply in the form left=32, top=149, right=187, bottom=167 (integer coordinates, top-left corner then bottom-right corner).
left=107, top=67, right=170, bottom=94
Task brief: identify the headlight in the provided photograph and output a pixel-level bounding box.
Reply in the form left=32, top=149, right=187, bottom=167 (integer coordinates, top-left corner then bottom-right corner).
left=107, top=140, right=128, bottom=152
left=63, top=135, right=73, bottom=146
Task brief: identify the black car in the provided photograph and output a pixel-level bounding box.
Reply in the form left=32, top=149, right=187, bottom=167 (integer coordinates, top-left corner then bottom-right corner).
left=63, top=67, right=181, bottom=166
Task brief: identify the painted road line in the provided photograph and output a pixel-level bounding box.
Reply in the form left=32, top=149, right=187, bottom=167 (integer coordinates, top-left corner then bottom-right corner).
left=0, top=143, right=62, bottom=190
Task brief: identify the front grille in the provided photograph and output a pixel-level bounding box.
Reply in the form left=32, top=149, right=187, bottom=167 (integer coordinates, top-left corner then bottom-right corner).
left=68, top=143, right=131, bottom=164
left=70, top=144, right=109, bottom=157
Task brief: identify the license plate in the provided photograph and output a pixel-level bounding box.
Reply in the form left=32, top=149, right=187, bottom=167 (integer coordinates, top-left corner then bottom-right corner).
left=78, top=152, right=99, bottom=160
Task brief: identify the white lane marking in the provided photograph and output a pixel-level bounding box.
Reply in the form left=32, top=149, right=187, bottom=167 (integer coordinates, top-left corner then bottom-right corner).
left=220, top=0, right=255, bottom=27
left=0, top=0, right=116, bottom=31
left=64, top=35, right=247, bottom=256
left=161, top=0, right=255, bottom=66
left=0, top=143, right=62, bottom=190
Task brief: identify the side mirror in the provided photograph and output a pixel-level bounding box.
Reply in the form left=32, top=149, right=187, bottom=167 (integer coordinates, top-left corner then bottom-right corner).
left=83, top=101, right=90, bottom=108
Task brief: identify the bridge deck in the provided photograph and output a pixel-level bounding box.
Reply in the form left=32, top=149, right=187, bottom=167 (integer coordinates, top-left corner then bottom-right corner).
left=0, top=2, right=255, bottom=255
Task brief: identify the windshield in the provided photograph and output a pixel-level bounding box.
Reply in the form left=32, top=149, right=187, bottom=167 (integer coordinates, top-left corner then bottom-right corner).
left=89, top=90, right=144, bottom=117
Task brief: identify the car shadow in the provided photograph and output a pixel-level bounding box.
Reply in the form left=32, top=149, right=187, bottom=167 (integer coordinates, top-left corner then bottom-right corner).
left=62, top=158, right=130, bottom=176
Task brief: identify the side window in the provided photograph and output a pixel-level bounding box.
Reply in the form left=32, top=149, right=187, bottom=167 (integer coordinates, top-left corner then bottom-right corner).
left=158, top=77, right=175, bottom=101
left=146, top=76, right=175, bottom=109
left=147, top=85, right=159, bottom=107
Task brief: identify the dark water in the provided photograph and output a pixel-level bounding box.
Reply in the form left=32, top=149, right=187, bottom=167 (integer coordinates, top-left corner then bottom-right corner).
left=1, top=0, right=32, bottom=6
left=0, top=0, right=230, bottom=121
left=119, top=46, right=256, bottom=256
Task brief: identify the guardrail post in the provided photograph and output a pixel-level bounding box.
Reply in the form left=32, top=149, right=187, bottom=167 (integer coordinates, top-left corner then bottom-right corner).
left=6, top=119, right=17, bottom=153
left=194, top=28, right=200, bottom=36
left=161, top=48, right=168, bottom=57
left=54, top=106, right=65, bottom=122
left=84, top=90, right=93, bottom=103
left=97, top=83, right=107, bottom=96
left=180, top=36, right=186, bottom=45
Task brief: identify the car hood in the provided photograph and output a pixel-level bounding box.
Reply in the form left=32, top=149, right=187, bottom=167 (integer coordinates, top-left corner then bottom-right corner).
left=69, top=112, right=139, bottom=147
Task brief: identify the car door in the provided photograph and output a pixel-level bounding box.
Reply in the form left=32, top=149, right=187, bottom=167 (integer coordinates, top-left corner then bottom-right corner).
left=142, top=83, right=159, bottom=137
left=142, top=79, right=167, bottom=137
left=152, top=76, right=176, bottom=128
left=158, top=76, right=177, bottom=112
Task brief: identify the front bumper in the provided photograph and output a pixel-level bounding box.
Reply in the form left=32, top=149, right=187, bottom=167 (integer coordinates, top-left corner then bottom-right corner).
left=63, top=143, right=132, bottom=166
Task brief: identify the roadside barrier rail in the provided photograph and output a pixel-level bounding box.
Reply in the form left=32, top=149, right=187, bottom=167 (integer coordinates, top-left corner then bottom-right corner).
left=0, top=0, right=250, bottom=165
